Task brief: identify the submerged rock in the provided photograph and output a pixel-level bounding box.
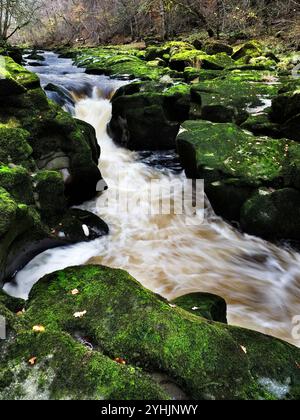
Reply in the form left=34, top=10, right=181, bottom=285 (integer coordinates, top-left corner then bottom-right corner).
left=1, top=265, right=300, bottom=400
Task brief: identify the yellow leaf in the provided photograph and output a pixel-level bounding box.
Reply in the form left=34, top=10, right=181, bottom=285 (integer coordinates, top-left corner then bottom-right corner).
left=32, top=325, right=46, bottom=333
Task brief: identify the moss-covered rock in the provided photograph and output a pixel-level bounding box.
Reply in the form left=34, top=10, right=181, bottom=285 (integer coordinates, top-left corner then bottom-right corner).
left=0, top=55, right=107, bottom=284
left=169, top=50, right=235, bottom=72
left=0, top=56, right=40, bottom=93
left=241, top=188, right=300, bottom=240
left=1, top=265, right=300, bottom=400
left=176, top=119, right=300, bottom=236
left=240, top=113, right=281, bottom=138
left=34, top=171, right=67, bottom=223
left=108, top=81, right=191, bottom=150
left=172, top=293, right=227, bottom=324
left=0, top=165, right=34, bottom=204
left=232, top=41, right=263, bottom=62
left=177, top=120, right=287, bottom=186
left=0, top=126, right=34, bottom=169
left=69, top=47, right=168, bottom=81
left=191, top=70, right=280, bottom=124
left=204, top=42, right=233, bottom=56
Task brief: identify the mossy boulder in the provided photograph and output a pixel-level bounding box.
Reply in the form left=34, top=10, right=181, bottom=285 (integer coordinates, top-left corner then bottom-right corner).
left=191, top=70, right=280, bottom=124
left=232, top=41, right=263, bottom=62
left=177, top=120, right=287, bottom=186
left=241, top=188, right=300, bottom=240
left=71, top=47, right=167, bottom=81
left=108, top=82, right=191, bottom=150
left=204, top=42, right=233, bottom=56
left=169, top=50, right=234, bottom=72
left=176, top=120, right=300, bottom=234
left=0, top=55, right=107, bottom=285
left=241, top=113, right=281, bottom=138
left=34, top=171, right=67, bottom=223
left=1, top=265, right=300, bottom=400
left=0, top=56, right=40, bottom=94
left=0, top=165, right=34, bottom=204
left=0, top=126, right=35, bottom=169
left=270, top=91, right=300, bottom=142
left=172, top=293, right=227, bottom=324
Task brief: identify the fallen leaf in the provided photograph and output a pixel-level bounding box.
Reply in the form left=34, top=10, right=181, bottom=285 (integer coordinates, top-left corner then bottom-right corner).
left=73, top=310, right=87, bottom=318
left=114, top=357, right=126, bottom=365
left=240, top=345, right=247, bottom=354
left=71, top=289, right=80, bottom=296
left=32, top=325, right=46, bottom=333
left=16, top=309, right=25, bottom=317
left=28, top=357, right=37, bottom=366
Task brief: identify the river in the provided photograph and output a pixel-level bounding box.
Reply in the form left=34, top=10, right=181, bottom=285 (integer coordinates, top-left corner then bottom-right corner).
left=4, top=51, right=300, bottom=347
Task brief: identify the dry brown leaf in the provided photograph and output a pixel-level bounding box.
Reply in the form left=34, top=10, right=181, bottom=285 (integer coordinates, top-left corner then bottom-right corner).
left=16, top=309, right=25, bottom=317
left=73, top=310, right=87, bottom=318
left=28, top=357, right=37, bottom=366
left=71, top=289, right=80, bottom=296
left=114, top=357, right=126, bottom=365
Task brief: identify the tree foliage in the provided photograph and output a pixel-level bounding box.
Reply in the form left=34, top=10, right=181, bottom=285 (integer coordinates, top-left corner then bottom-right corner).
left=0, top=0, right=41, bottom=41
left=11, top=0, right=300, bottom=45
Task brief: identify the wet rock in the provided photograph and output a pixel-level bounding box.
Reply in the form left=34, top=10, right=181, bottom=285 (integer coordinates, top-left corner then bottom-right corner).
left=1, top=265, right=300, bottom=400
left=172, top=292, right=228, bottom=323
left=0, top=54, right=105, bottom=285
left=204, top=42, right=233, bottom=56
left=176, top=119, right=300, bottom=238
left=109, top=82, right=191, bottom=151
left=270, top=89, right=300, bottom=142
left=241, top=188, right=300, bottom=240
left=232, top=41, right=263, bottom=61
left=241, top=114, right=281, bottom=138
left=190, top=70, right=279, bottom=125
left=57, top=209, right=109, bottom=242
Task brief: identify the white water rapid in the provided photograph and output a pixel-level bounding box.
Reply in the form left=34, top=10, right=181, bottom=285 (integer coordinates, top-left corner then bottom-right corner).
left=4, top=53, right=300, bottom=348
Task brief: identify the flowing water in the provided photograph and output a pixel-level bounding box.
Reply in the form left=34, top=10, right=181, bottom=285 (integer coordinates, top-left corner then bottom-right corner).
left=4, top=52, right=300, bottom=347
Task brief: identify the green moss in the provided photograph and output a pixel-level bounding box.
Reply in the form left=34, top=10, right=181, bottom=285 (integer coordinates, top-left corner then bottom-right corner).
left=6, top=265, right=297, bottom=400
left=172, top=293, right=227, bottom=324
left=34, top=171, right=66, bottom=223
left=0, top=126, right=34, bottom=169
left=0, top=165, right=34, bottom=204
left=0, top=330, right=168, bottom=400
left=194, top=70, right=280, bottom=119
left=0, top=56, right=39, bottom=94
left=170, top=50, right=235, bottom=71
left=177, top=120, right=287, bottom=187
left=241, top=188, right=300, bottom=240
left=232, top=41, right=263, bottom=62
left=0, top=188, right=18, bottom=237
